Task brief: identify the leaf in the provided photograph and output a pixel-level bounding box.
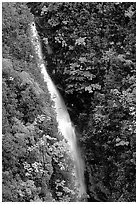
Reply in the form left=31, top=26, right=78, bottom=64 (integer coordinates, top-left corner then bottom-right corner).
left=116, top=140, right=129, bottom=146
left=79, top=57, right=87, bottom=63
left=92, top=84, right=101, bottom=90
left=41, top=6, right=48, bottom=15
left=75, top=37, right=86, bottom=46
left=85, top=86, right=93, bottom=93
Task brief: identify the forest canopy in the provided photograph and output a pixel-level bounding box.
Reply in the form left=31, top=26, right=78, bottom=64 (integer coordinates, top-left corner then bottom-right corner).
left=2, top=2, right=136, bottom=202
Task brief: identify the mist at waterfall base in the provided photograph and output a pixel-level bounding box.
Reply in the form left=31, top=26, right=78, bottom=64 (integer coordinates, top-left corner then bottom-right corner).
left=30, top=22, right=86, bottom=198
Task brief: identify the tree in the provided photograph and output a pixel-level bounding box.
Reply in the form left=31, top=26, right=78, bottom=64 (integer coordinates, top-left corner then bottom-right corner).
left=27, top=2, right=136, bottom=201
left=2, top=2, right=34, bottom=61
left=2, top=2, right=83, bottom=201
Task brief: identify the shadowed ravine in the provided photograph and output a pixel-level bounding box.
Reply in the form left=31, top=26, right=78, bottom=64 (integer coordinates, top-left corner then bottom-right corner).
left=29, top=22, right=86, bottom=198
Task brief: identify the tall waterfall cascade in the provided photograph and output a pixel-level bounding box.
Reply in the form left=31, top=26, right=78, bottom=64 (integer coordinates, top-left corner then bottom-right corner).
left=29, top=22, right=86, bottom=198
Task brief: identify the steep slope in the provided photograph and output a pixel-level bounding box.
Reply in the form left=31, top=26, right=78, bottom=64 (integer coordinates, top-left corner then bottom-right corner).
left=2, top=2, right=83, bottom=202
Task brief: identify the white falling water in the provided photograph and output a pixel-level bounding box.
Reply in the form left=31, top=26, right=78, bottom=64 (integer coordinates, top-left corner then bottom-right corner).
left=29, top=22, right=86, bottom=198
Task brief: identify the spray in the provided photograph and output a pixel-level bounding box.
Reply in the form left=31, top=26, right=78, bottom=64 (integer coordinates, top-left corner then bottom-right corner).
left=29, top=22, right=86, bottom=197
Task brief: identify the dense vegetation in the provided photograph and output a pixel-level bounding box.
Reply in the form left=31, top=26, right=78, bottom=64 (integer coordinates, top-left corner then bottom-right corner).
left=2, top=3, right=80, bottom=202
left=2, top=2, right=136, bottom=202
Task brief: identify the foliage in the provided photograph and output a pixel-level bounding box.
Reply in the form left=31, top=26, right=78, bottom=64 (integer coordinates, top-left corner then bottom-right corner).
left=2, top=2, right=136, bottom=202
left=27, top=2, right=136, bottom=202
left=2, top=60, right=79, bottom=201
left=2, top=2, right=34, bottom=62
left=2, top=2, right=80, bottom=202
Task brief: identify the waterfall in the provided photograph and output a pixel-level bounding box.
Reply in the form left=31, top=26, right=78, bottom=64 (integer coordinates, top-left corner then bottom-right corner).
left=29, top=22, right=86, bottom=198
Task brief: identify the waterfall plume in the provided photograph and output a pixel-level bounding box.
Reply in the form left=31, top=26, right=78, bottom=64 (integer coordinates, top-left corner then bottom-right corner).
left=29, top=22, right=86, bottom=198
